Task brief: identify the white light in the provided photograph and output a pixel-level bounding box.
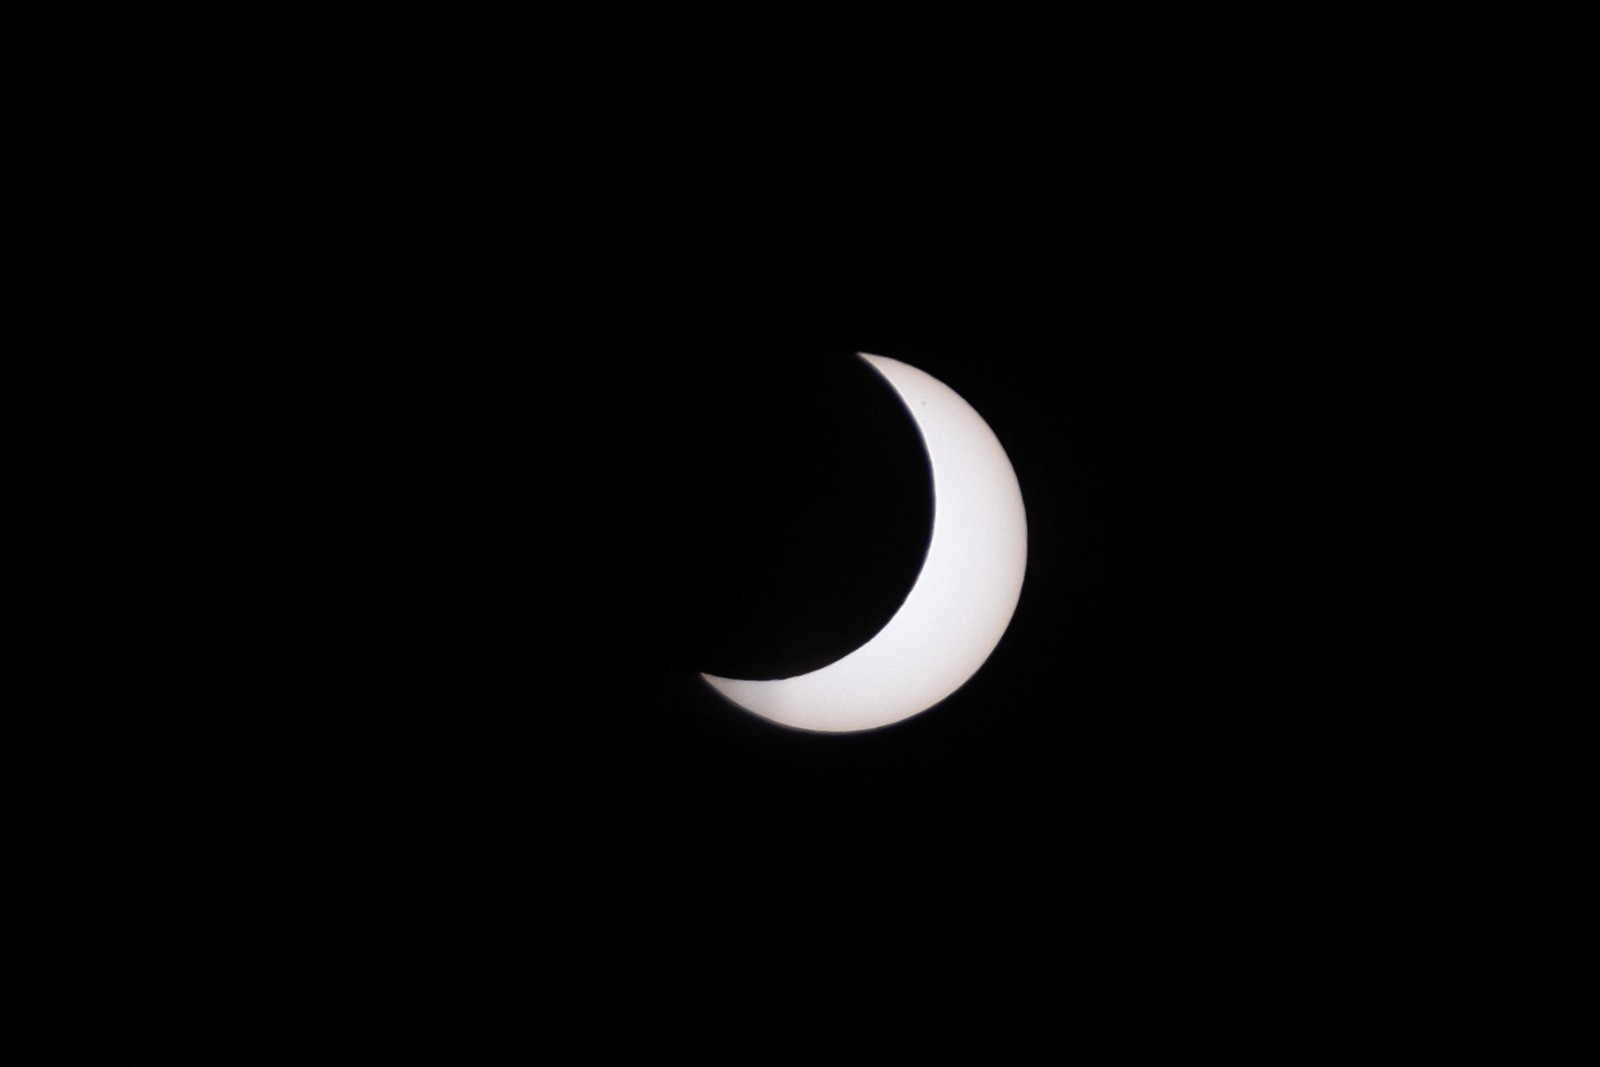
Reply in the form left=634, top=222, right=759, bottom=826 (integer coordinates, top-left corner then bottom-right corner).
left=702, top=353, right=1027, bottom=732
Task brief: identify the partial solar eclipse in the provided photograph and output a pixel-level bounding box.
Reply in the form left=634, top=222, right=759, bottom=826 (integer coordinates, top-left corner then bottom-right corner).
left=702, top=353, right=1027, bottom=733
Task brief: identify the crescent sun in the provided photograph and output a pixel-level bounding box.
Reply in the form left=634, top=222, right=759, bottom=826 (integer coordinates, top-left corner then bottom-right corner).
left=702, top=352, right=1027, bottom=733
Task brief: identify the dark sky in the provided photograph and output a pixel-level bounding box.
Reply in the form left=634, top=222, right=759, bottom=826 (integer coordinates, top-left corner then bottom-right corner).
left=55, top=17, right=1566, bottom=1058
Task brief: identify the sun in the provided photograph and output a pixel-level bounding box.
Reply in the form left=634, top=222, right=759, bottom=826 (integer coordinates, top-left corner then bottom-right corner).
left=702, top=353, right=1026, bottom=732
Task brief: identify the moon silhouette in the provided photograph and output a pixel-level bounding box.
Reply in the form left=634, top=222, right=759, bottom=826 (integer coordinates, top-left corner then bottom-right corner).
left=702, top=353, right=1027, bottom=732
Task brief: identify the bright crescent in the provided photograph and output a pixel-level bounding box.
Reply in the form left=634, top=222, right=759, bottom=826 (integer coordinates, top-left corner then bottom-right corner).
left=702, top=352, right=1027, bottom=732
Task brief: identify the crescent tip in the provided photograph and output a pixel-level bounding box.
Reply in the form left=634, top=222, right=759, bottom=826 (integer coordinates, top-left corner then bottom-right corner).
left=857, top=351, right=892, bottom=374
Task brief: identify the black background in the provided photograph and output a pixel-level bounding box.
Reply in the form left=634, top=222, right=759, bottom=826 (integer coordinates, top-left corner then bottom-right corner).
left=47, top=13, right=1574, bottom=1059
